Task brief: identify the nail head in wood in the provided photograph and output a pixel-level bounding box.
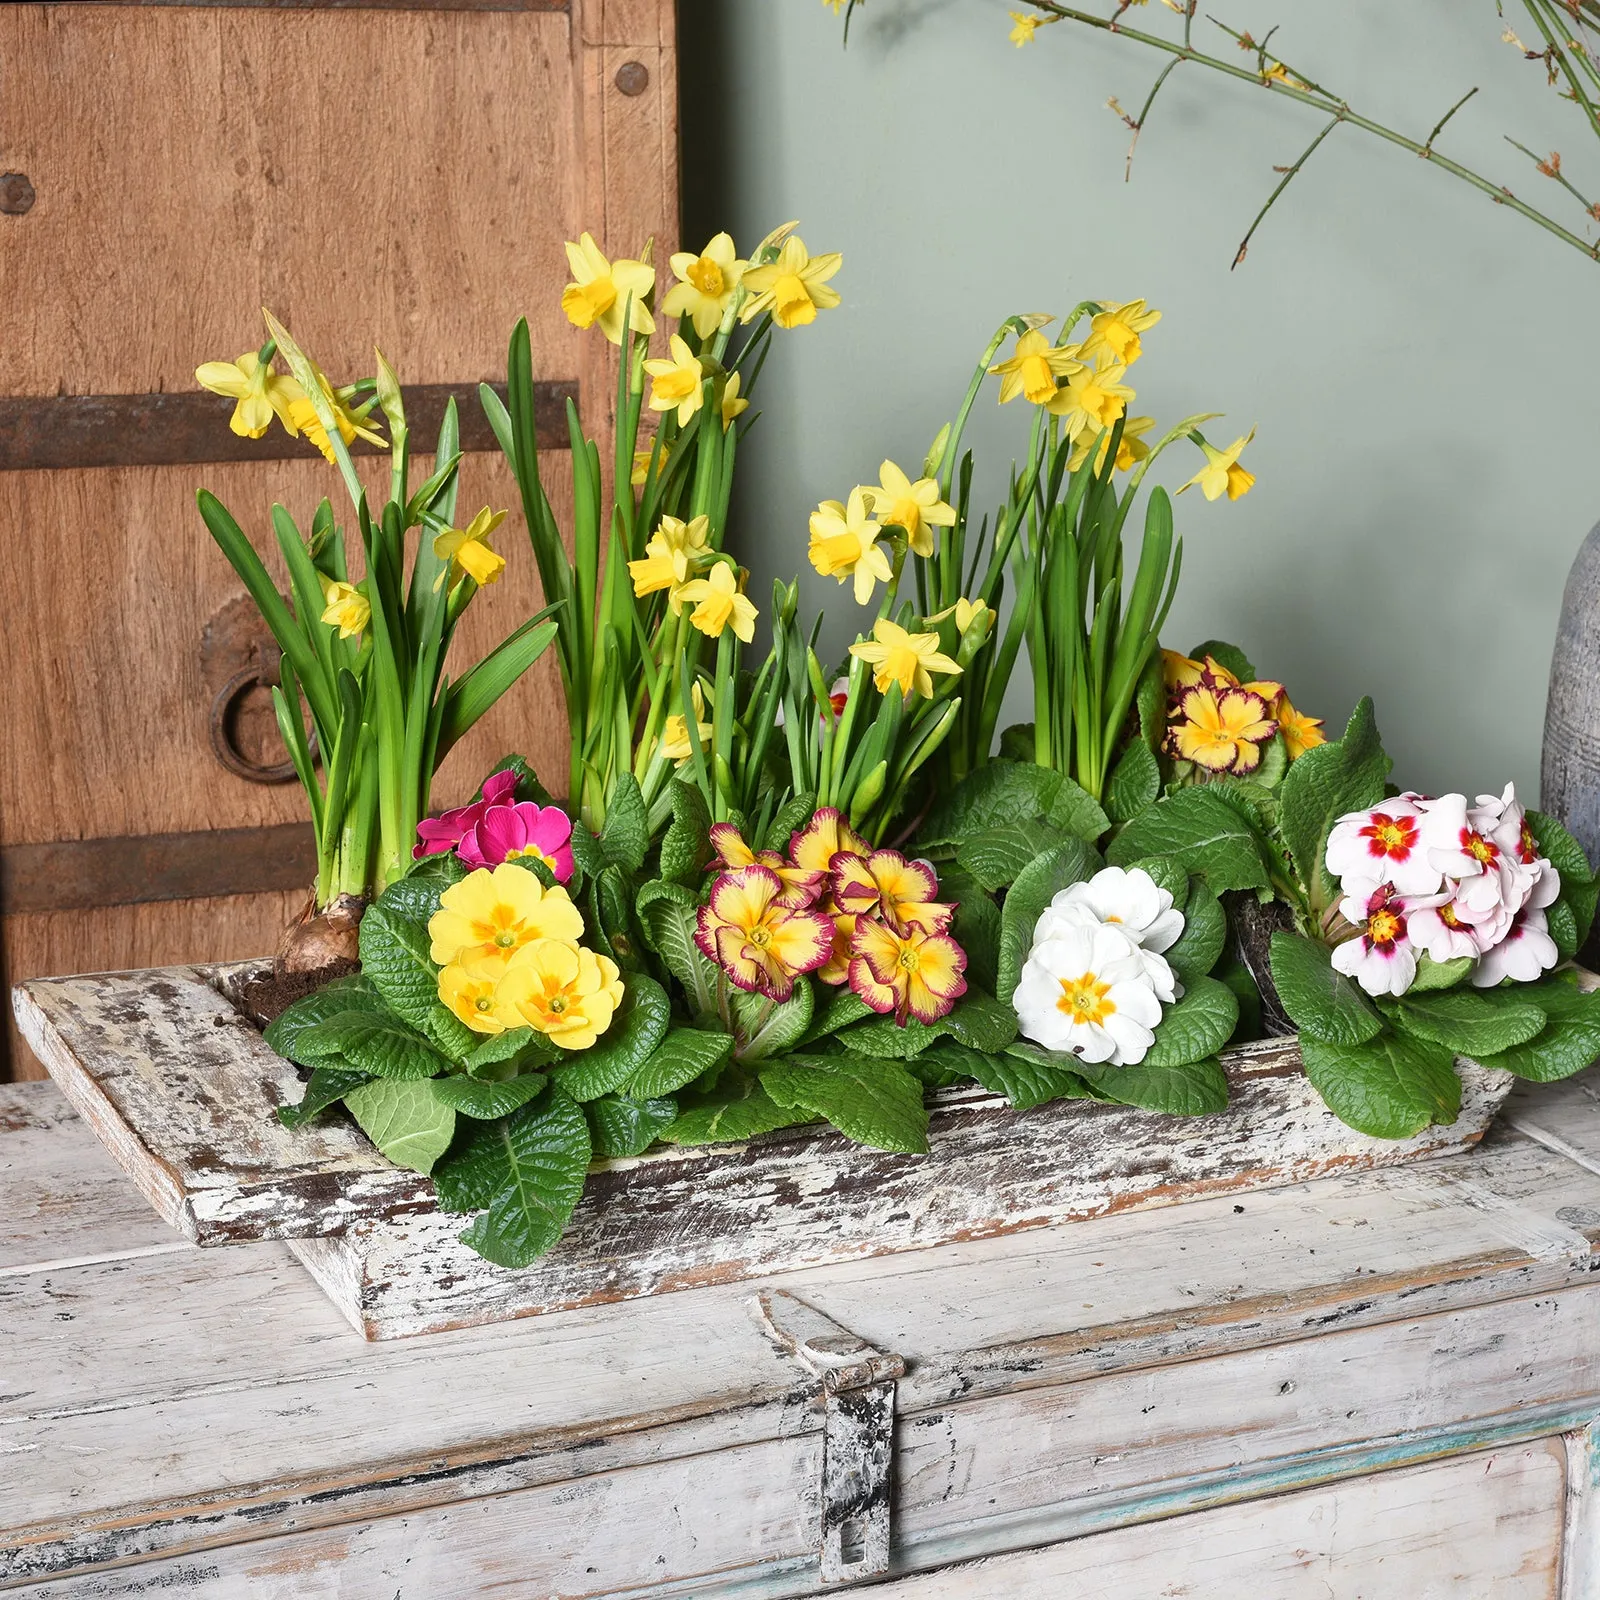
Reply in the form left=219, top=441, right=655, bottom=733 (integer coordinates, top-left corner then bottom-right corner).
left=0, top=174, right=35, bottom=215
left=614, top=61, right=649, bottom=97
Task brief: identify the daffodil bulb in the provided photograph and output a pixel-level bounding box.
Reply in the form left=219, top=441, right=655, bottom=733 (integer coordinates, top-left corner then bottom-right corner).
left=1031, top=866, right=1184, bottom=1003
left=1013, top=923, right=1165, bottom=1065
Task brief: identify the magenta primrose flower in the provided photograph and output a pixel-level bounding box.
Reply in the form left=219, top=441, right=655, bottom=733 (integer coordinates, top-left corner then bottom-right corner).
left=458, top=801, right=576, bottom=883
left=412, top=768, right=519, bottom=859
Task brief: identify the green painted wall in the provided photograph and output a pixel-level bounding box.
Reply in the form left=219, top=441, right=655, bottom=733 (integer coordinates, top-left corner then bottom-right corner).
left=678, top=0, right=1599, bottom=799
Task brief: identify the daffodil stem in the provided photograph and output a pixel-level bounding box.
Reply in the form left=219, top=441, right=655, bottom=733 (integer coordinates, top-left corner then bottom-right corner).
left=1024, top=0, right=1600, bottom=262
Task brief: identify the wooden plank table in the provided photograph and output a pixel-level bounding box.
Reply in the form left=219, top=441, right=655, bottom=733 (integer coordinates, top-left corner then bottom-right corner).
left=4, top=1071, right=1600, bottom=1597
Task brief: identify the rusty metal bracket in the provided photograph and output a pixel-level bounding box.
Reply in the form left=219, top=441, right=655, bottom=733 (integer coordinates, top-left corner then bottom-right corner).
left=751, top=1289, right=904, bottom=1585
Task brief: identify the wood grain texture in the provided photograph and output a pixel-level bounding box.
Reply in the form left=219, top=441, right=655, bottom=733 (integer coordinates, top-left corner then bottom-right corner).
left=874, top=1443, right=1567, bottom=1599
left=3, top=1078, right=1599, bottom=1592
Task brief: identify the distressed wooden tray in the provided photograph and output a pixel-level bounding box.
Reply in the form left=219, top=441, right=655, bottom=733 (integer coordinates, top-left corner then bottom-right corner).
left=13, top=959, right=1519, bottom=1340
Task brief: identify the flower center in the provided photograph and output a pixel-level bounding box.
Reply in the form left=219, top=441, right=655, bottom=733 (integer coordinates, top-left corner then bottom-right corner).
left=474, top=996, right=493, bottom=1012
left=897, top=948, right=920, bottom=973
left=1057, top=972, right=1115, bottom=1025
left=1440, top=904, right=1465, bottom=929
left=1464, top=831, right=1498, bottom=865
left=748, top=925, right=773, bottom=950
left=548, top=995, right=567, bottom=1014
left=1519, top=823, right=1539, bottom=865
left=496, top=931, right=517, bottom=948
left=1366, top=816, right=1415, bottom=857
left=688, top=257, right=725, bottom=295
left=1368, top=909, right=1404, bottom=949
left=771, top=274, right=815, bottom=324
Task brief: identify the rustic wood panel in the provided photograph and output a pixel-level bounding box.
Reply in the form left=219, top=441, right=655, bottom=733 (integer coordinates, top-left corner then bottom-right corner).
left=3, top=1079, right=1600, bottom=1590
left=0, top=6, right=579, bottom=394
left=0, top=383, right=574, bottom=472
left=90, top=2, right=568, bottom=10
left=877, top=1444, right=1567, bottom=1599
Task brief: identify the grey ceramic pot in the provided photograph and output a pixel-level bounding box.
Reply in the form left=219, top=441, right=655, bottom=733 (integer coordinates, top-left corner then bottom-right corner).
left=1542, top=519, right=1600, bottom=869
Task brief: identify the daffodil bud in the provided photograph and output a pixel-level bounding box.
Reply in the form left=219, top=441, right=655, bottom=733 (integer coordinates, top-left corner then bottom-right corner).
left=374, top=347, right=404, bottom=434
left=922, top=423, right=951, bottom=481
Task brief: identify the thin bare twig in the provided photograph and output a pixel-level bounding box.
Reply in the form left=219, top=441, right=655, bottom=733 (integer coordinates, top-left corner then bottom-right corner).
left=1423, top=86, right=1480, bottom=154
left=1232, top=112, right=1343, bottom=267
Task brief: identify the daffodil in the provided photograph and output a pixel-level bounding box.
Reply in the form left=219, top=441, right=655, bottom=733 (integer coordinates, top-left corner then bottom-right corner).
left=433, top=507, right=508, bottom=589
left=1044, top=359, right=1136, bottom=439
left=494, top=939, right=626, bottom=1050
left=1008, top=11, right=1040, bottom=45
left=318, top=576, right=369, bottom=640
left=1068, top=414, right=1155, bottom=474
left=740, top=236, right=842, bottom=330
left=439, top=953, right=516, bottom=1036
left=284, top=373, right=386, bottom=464
left=809, top=489, right=892, bottom=605
left=628, top=513, right=711, bottom=602
left=1181, top=428, right=1257, bottom=502
left=989, top=329, right=1083, bottom=406
left=694, top=864, right=835, bottom=1000
left=676, top=561, right=757, bottom=643
left=1084, top=298, right=1162, bottom=366
left=928, top=597, right=994, bottom=641
left=643, top=334, right=706, bottom=427
left=194, top=351, right=303, bottom=439
left=857, top=460, right=956, bottom=557
left=561, top=232, right=656, bottom=344
left=631, top=446, right=655, bottom=487
left=427, top=862, right=584, bottom=967
left=849, top=619, right=962, bottom=699
left=659, top=681, right=714, bottom=765
left=662, top=232, right=747, bottom=337
left=719, top=370, right=748, bottom=431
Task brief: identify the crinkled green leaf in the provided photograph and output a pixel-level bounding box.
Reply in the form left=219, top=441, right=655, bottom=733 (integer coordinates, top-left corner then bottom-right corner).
left=627, top=1025, right=734, bottom=1099
left=1142, top=977, right=1239, bottom=1068
left=276, top=1065, right=372, bottom=1128
left=357, top=901, right=477, bottom=1061
left=837, top=1013, right=949, bottom=1060
left=1125, top=855, right=1190, bottom=912
left=1268, top=932, right=1383, bottom=1046
left=550, top=975, right=671, bottom=1101
left=1408, top=954, right=1475, bottom=993
left=801, top=985, right=875, bottom=1044
left=963, top=1041, right=1097, bottom=1108
left=1106, top=739, right=1161, bottom=826
left=1477, top=975, right=1600, bottom=1082
left=760, top=790, right=818, bottom=855
left=430, top=1072, right=548, bottom=1119
left=956, top=820, right=1073, bottom=892
left=918, top=760, right=1064, bottom=849
left=942, top=867, right=1001, bottom=995
left=463, top=1027, right=558, bottom=1077
left=1189, top=638, right=1254, bottom=681
left=638, top=882, right=719, bottom=1016
left=658, top=779, right=713, bottom=887
left=944, top=988, right=1019, bottom=1052
left=1044, top=777, right=1112, bottom=844
left=762, top=1055, right=929, bottom=1153
left=732, top=979, right=815, bottom=1062
left=1386, top=987, right=1547, bottom=1058
left=1072, top=1055, right=1230, bottom=1117
left=663, top=1081, right=806, bottom=1144
left=1301, top=1031, right=1461, bottom=1138
left=264, top=975, right=386, bottom=1066
left=1164, top=884, right=1225, bottom=984
left=344, top=1078, right=457, bottom=1174
left=1105, top=787, right=1271, bottom=894
left=297, top=1010, right=452, bottom=1080
left=586, top=1093, right=679, bottom=1158
left=599, top=771, right=650, bottom=875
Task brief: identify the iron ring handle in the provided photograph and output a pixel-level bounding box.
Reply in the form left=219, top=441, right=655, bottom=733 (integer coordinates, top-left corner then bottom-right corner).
left=208, top=664, right=303, bottom=785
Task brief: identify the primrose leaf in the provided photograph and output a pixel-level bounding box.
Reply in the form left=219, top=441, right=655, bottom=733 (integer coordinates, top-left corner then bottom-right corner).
left=344, top=1079, right=457, bottom=1174
left=627, top=1025, right=735, bottom=1099
left=1105, top=787, right=1272, bottom=894
left=549, top=975, right=671, bottom=1101
left=297, top=1011, right=452, bottom=1080
left=1301, top=1031, right=1461, bottom=1139
left=586, top=1093, right=679, bottom=1158
left=1268, top=932, right=1384, bottom=1046
left=762, top=1055, right=929, bottom=1154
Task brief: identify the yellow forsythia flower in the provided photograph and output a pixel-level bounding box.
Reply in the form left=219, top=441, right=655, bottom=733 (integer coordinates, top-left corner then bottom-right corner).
left=857, top=460, right=956, bottom=558
left=318, top=576, right=370, bottom=640
left=643, top=335, right=706, bottom=427
left=809, top=488, right=892, bottom=605
left=850, top=619, right=962, bottom=699
left=662, top=233, right=748, bottom=338
left=194, top=351, right=303, bottom=439
left=677, top=561, right=758, bottom=643
left=1180, top=428, right=1257, bottom=502
left=561, top=232, right=656, bottom=344
left=741, top=237, right=842, bottom=330
left=433, top=507, right=508, bottom=589
left=1009, top=11, right=1039, bottom=45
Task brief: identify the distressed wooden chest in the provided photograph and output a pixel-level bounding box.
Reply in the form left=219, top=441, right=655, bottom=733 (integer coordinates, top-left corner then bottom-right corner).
left=5, top=1066, right=1600, bottom=1596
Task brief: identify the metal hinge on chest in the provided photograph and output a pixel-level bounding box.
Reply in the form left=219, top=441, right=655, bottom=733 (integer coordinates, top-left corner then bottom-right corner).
left=752, top=1289, right=905, bottom=1585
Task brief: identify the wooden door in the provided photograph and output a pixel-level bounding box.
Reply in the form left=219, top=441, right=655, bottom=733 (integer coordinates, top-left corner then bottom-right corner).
left=0, top=0, right=678, bottom=1078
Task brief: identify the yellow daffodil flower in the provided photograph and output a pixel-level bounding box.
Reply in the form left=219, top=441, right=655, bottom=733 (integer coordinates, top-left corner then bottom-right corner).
left=857, top=460, right=956, bottom=558
left=1274, top=692, right=1326, bottom=760
left=631, top=446, right=655, bottom=486
left=628, top=513, right=711, bottom=601
left=808, top=488, right=892, bottom=605
left=1068, top=414, right=1155, bottom=474
left=1009, top=11, right=1039, bottom=45
left=194, top=351, right=303, bottom=439
left=928, top=597, right=993, bottom=637
left=849, top=619, right=962, bottom=699
left=1045, top=359, right=1136, bottom=440
left=318, top=576, right=370, bottom=640
left=989, top=329, right=1084, bottom=406
left=428, top=863, right=585, bottom=968
left=660, top=681, right=714, bottom=765
left=285, top=373, right=386, bottom=464
left=1084, top=298, right=1162, bottom=366
left=1181, top=428, right=1257, bottom=502
left=740, top=236, right=842, bottom=330
left=493, top=938, right=625, bottom=1050
left=433, top=507, right=508, bottom=589
left=662, top=232, right=747, bottom=338
left=720, top=370, right=749, bottom=431
left=643, top=334, right=707, bottom=427
left=439, top=952, right=517, bottom=1036
left=676, top=561, right=757, bottom=643
left=561, top=232, right=656, bottom=344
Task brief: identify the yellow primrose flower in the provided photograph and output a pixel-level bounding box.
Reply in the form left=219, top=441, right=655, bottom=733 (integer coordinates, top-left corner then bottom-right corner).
left=850, top=618, right=962, bottom=699
left=1045, top=359, right=1136, bottom=440
left=494, top=938, right=625, bottom=1051
left=809, top=488, right=892, bottom=605
left=433, top=507, right=508, bottom=590
left=561, top=232, right=656, bottom=344
left=1068, top=414, right=1155, bottom=474
left=628, top=513, right=711, bottom=601
left=989, top=329, right=1084, bottom=406
left=740, top=236, right=842, bottom=331
left=1084, top=298, right=1162, bottom=366
left=660, top=681, right=714, bottom=765
left=1274, top=692, right=1326, bottom=760
left=194, top=351, right=303, bottom=439
left=857, top=460, right=956, bottom=558
left=1009, top=11, right=1039, bottom=45
left=720, top=370, right=748, bottom=431
left=1181, top=428, right=1257, bottom=502
left=439, top=953, right=517, bottom=1036
left=318, top=576, right=369, bottom=640
left=643, top=334, right=706, bottom=427
left=676, top=561, right=758, bottom=643
left=285, top=373, right=386, bottom=464
left=428, top=862, right=584, bottom=968
left=662, top=232, right=747, bottom=338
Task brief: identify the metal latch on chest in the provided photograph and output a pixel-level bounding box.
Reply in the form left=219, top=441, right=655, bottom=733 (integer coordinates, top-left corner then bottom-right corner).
left=752, top=1289, right=905, bottom=1585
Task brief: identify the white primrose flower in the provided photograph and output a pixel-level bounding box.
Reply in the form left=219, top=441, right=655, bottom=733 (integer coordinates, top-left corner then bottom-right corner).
left=1330, top=883, right=1420, bottom=998
left=1472, top=906, right=1561, bottom=987
left=1032, top=865, right=1185, bottom=1003
left=1324, top=795, right=1441, bottom=898
left=1013, top=923, right=1165, bottom=1065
